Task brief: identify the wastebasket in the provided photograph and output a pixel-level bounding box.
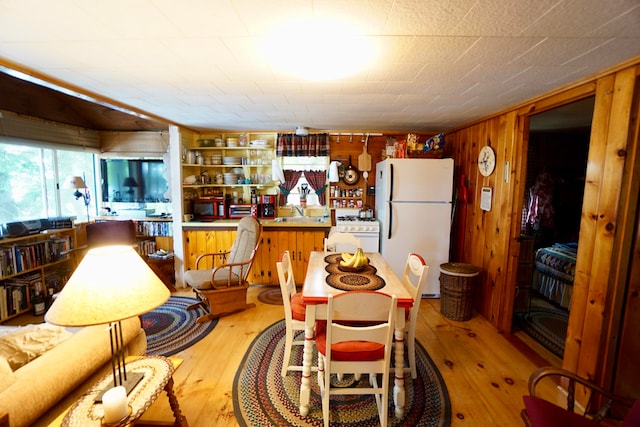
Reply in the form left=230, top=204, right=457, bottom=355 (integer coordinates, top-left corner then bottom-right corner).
left=439, top=262, right=480, bottom=321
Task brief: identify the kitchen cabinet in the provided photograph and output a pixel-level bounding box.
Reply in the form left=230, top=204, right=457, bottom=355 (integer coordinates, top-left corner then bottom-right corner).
left=184, top=228, right=326, bottom=287
left=182, top=133, right=277, bottom=218
left=252, top=229, right=326, bottom=286
left=183, top=229, right=236, bottom=271
left=0, top=227, right=79, bottom=322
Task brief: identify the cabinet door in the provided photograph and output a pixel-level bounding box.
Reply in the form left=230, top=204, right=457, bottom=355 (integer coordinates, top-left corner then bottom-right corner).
left=294, top=231, right=325, bottom=284
left=252, top=230, right=280, bottom=286
left=184, top=230, right=236, bottom=271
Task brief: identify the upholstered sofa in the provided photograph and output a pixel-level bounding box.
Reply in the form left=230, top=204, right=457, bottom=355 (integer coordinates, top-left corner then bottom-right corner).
left=0, top=316, right=146, bottom=427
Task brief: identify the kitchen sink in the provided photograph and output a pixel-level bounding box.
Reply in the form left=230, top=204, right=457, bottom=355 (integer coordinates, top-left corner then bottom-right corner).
left=270, top=216, right=329, bottom=224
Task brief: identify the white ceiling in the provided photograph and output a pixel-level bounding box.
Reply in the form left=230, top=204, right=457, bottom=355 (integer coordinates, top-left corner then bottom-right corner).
left=1, top=0, right=639, bottom=133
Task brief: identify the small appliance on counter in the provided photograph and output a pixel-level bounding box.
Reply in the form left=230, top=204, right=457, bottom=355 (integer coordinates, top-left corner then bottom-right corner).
left=259, top=194, right=276, bottom=219
left=192, top=198, right=226, bottom=221
left=228, top=204, right=258, bottom=219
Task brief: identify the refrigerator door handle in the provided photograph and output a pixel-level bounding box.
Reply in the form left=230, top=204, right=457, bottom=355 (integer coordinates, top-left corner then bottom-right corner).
left=387, top=201, right=393, bottom=239
left=389, top=163, right=394, bottom=201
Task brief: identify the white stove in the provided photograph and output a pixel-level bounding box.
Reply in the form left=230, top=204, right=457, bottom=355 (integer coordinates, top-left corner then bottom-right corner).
left=332, top=208, right=380, bottom=252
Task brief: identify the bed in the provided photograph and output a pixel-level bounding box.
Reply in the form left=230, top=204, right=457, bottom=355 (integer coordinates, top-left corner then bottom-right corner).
left=532, top=242, right=577, bottom=310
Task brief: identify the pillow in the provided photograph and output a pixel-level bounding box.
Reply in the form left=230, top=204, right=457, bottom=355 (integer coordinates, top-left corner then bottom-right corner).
left=0, top=323, right=73, bottom=370
left=0, top=356, right=15, bottom=389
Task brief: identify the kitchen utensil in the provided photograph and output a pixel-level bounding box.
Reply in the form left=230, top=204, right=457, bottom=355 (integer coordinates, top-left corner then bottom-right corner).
left=343, top=155, right=360, bottom=185
left=358, top=134, right=372, bottom=182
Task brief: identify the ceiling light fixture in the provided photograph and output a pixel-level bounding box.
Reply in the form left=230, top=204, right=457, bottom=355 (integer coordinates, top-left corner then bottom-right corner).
left=262, top=18, right=375, bottom=81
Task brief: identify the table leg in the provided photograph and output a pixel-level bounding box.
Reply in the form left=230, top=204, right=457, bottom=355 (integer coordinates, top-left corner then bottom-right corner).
left=393, top=327, right=406, bottom=419
left=165, top=377, right=189, bottom=427
left=299, top=305, right=316, bottom=416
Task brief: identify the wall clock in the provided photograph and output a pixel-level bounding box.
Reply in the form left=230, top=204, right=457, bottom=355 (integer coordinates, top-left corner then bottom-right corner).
left=478, top=145, right=496, bottom=177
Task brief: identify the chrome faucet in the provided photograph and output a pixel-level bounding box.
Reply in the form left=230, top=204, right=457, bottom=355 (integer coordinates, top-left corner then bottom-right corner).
left=291, top=205, right=304, bottom=217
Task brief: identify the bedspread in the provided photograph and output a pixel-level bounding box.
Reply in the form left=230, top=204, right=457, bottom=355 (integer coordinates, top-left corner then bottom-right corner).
left=533, top=242, right=577, bottom=310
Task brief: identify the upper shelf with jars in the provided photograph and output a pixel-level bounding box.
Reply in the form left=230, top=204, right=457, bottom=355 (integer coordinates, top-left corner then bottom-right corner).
left=181, top=132, right=277, bottom=201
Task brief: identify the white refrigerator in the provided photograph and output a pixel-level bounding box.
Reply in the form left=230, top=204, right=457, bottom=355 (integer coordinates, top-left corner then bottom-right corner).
left=375, top=158, right=454, bottom=297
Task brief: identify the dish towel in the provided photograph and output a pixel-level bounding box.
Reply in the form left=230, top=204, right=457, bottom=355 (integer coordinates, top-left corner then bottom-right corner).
left=328, top=161, right=341, bottom=182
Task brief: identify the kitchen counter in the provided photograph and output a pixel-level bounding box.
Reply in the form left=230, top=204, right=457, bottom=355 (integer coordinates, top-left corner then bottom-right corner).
left=182, top=217, right=332, bottom=229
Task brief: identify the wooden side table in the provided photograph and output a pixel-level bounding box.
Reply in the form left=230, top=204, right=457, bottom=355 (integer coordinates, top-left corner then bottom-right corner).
left=146, top=256, right=176, bottom=292
left=61, top=356, right=187, bottom=427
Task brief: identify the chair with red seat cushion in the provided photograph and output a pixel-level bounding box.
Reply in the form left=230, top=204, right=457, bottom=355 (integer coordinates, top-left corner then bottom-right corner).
left=522, top=366, right=639, bottom=426
left=276, top=250, right=309, bottom=377
left=400, top=253, right=429, bottom=379
left=315, top=291, right=397, bottom=427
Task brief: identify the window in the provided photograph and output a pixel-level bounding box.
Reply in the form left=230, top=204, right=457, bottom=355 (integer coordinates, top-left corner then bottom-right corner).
left=0, top=141, right=97, bottom=225
left=281, top=156, right=328, bottom=206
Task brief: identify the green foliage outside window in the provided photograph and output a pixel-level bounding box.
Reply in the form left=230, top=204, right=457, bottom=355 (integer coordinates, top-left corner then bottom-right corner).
left=0, top=142, right=96, bottom=226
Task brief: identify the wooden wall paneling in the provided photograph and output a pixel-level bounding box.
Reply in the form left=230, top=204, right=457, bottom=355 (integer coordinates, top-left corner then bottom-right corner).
left=506, top=113, right=531, bottom=329
left=608, top=72, right=640, bottom=399
left=577, top=67, right=637, bottom=384
left=493, top=111, right=520, bottom=333
left=563, top=75, right=614, bottom=376
left=459, top=127, right=478, bottom=263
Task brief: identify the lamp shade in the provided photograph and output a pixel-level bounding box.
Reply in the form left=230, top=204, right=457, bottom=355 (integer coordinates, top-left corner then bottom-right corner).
left=122, top=177, right=138, bottom=187
left=45, top=245, right=170, bottom=326
left=63, top=176, right=87, bottom=189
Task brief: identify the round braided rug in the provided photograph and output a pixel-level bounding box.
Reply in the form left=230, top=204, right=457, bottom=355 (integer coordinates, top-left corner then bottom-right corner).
left=141, top=296, right=217, bottom=357
left=233, top=320, right=451, bottom=427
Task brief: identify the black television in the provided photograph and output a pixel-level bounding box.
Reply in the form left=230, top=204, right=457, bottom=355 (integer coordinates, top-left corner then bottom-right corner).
left=100, top=159, right=169, bottom=203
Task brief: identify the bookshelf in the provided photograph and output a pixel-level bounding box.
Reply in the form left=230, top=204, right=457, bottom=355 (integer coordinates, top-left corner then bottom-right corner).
left=0, top=227, right=78, bottom=322
left=132, top=218, right=173, bottom=256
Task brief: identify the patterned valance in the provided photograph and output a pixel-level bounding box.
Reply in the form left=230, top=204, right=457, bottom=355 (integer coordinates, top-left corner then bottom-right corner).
left=276, top=133, right=330, bottom=157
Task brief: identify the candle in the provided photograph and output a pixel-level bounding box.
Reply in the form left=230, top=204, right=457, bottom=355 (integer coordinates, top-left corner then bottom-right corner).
left=102, top=386, right=128, bottom=423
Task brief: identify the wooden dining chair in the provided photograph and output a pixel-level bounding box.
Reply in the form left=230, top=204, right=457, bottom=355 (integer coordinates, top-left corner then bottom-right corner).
left=400, top=253, right=429, bottom=379
left=315, top=291, right=397, bottom=427
left=276, top=250, right=309, bottom=377
left=323, top=232, right=360, bottom=253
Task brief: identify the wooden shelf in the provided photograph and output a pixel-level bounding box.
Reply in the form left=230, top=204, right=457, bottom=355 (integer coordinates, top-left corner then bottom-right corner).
left=0, top=227, right=78, bottom=323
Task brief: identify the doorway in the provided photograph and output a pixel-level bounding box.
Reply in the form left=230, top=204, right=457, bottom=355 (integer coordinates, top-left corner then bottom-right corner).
left=511, top=96, right=595, bottom=363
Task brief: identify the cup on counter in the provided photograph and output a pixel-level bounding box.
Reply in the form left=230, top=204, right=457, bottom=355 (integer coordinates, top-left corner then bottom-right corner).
left=183, top=214, right=194, bottom=222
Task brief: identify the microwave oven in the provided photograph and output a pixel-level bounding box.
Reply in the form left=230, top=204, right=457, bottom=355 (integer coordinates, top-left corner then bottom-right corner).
left=192, top=198, right=226, bottom=220
left=228, top=204, right=258, bottom=219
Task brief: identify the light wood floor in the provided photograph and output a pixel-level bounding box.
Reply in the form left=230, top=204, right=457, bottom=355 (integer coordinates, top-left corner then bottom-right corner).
left=132, top=286, right=563, bottom=427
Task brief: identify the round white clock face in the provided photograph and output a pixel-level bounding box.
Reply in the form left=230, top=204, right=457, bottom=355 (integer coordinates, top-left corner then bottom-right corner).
left=478, top=146, right=496, bottom=177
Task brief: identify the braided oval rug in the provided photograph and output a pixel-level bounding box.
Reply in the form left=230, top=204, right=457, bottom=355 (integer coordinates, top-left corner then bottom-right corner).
left=141, top=296, right=217, bottom=357
left=233, top=320, right=451, bottom=426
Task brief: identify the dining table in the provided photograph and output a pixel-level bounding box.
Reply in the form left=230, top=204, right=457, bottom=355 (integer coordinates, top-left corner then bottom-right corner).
left=299, top=250, right=414, bottom=419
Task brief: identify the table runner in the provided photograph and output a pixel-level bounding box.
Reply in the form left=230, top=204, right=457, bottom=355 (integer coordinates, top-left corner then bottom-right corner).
left=324, top=254, right=386, bottom=291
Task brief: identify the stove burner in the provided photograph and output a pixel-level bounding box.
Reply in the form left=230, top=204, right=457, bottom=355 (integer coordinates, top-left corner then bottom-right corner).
left=337, top=216, right=377, bottom=222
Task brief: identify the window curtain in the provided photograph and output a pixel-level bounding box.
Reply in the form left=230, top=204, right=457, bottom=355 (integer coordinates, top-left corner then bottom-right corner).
left=305, top=170, right=328, bottom=206
left=276, top=133, right=330, bottom=157
left=278, top=170, right=303, bottom=207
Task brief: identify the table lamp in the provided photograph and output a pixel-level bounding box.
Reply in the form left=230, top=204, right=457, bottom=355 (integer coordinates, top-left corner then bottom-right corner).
left=45, top=245, right=170, bottom=398
left=63, top=175, right=91, bottom=222
left=122, top=177, right=138, bottom=201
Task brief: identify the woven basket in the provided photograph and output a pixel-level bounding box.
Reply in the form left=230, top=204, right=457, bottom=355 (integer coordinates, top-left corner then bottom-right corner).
left=439, top=262, right=480, bottom=321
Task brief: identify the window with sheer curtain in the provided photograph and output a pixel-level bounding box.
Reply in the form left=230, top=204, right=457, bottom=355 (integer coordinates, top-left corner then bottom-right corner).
left=0, top=140, right=97, bottom=225
left=279, top=156, right=328, bottom=206
left=276, top=133, right=330, bottom=207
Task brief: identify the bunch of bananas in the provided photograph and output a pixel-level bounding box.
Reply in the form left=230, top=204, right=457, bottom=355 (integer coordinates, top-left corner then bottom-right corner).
left=340, top=248, right=369, bottom=268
